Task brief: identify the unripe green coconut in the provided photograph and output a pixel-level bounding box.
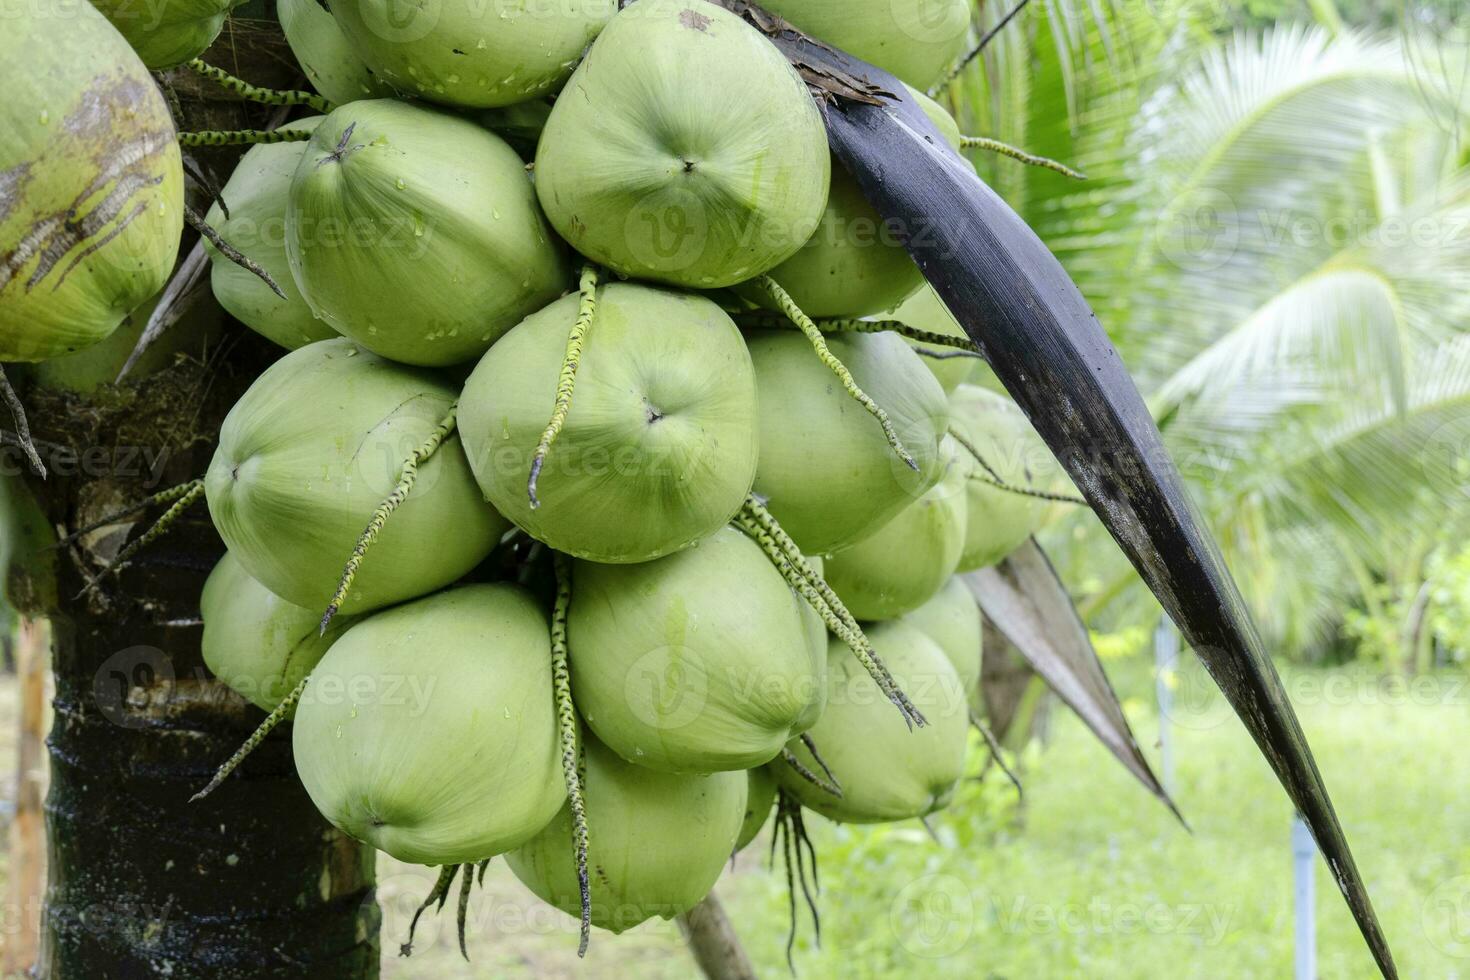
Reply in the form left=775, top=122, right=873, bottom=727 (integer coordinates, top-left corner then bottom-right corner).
left=567, top=527, right=826, bottom=773
left=901, top=576, right=981, bottom=693
left=331, top=0, right=614, bottom=108
left=292, top=584, right=565, bottom=865
left=91, top=0, right=242, bottom=69
left=736, top=766, right=778, bottom=852
left=287, top=99, right=569, bottom=366
left=824, top=436, right=968, bottom=620
left=205, top=338, right=507, bottom=613
left=506, top=734, right=746, bottom=934
left=534, top=0, right=830, bottom=288
left=773, top=620, right=969, bottom=823
left=200, top=551, right=353, bottom=714
left=460, top=284, right=758, bottom=563
left=888, top=284, right=979, bottom=393
left=205, top=117, right=338, bottom=350
left=759, top=0, right=973, bottom=91
left=748, top=329, right=949, bottom=555
left=0, top=3, right=182, bottom=362
left=279, top=0, right=397, bottom=106
left=950, top=384, right=1063, bottom=570
left=747, top=86, right=961, bottom=318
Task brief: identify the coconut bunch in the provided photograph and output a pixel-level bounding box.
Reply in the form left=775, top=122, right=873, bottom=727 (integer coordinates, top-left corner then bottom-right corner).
left=5, top=0, right=1070, bottom=955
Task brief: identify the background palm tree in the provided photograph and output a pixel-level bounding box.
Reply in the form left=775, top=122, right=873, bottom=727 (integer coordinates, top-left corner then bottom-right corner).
left=944, top=0, right=1470, bottom=661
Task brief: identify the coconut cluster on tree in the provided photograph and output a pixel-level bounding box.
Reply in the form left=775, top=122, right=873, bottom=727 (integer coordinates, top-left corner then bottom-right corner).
left=1, top=0, right=1072, bottom=955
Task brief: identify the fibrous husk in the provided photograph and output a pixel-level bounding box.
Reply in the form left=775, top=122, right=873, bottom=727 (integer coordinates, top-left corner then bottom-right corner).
left=460, top=283, right=758, bottom=563
left=278, top=0, right=397, bottom=106
left=758, top=0, right=973, bottom=91
left=205, top=116, right=338, bottom=350
left=505, top=733, right=746, bottom=934
left=0, top=2, right=182, bottom=361
left=292, top=583, right=566, bottom=865
left=534, top=0, right=830, bottom=288
left=91, top=0, right=243, bottom=69
left=567, top=527, right=826, bottom=773
left=287, top=99, right=569, bottom=366
left=205, top=338, right=507, bottom=613
left=331, top=0, right=615, bottom=109
left=200, top=551, right=353, bottom=714
left=773, top=620, right=970, bottom=823
left=824, top=435, right=968, bottom=620
left=747, top=328, right=948, bottom=555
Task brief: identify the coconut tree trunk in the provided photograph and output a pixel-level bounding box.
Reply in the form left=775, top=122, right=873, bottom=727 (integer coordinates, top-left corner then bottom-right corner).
left=5, top=332, right=380, bottom=979
left=0, top=22, right=384, bottom=979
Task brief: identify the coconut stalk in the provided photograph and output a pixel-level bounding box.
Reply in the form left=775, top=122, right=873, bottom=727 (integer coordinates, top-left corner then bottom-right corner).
left=711, top=3, right=1397, bottom=975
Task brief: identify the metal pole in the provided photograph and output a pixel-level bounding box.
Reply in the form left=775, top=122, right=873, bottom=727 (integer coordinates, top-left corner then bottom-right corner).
left=1292, top=813, right=1318, bottom=980
left=1153, top=617, right=1178, bottom=796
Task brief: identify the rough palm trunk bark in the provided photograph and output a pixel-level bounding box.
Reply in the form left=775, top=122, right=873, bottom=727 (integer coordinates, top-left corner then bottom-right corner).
left=0, top=22, right=382, bottom=978
left=6, top=329, right=381, bottom=979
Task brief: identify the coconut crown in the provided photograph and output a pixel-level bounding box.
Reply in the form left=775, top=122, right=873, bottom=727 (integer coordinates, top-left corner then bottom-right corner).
left=204, top=117, right=338, bottom=351
left=533, top=0, right=831, bottom=288
left=566, top=526, right=827, bottom=773
left=0, top=2, right=182, bottom=362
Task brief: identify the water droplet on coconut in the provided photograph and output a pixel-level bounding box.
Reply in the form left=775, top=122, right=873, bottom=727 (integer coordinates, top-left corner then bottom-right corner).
left=395, top=178, right=406, bottom=190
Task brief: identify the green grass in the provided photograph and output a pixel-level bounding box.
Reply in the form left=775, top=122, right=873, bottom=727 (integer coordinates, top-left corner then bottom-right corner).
left=4, top=661, right=1468, bottom=977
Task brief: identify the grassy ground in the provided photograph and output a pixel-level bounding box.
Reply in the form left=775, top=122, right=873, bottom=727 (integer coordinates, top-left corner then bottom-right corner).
left=3, top=660, right=1468, bottom=977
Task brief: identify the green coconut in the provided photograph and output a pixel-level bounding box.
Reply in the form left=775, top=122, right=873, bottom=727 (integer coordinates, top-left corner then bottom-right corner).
left=888, top=284, right=980, bottom=393
left=758, top=0, right=973, bottom=91
left=205, top=338, right=508, bottom=614
left=506, top=734, right=746, bottom=933
left=205, top=117, right=337, bottom=350
left=331, top=0, right=614, bottom=109
left=824, top=436, right=968, bottom=620
left=950, top=384, right=1063, bottom=571
left=534, top=0, right=830, bottom=288
left=279, top=0, right=397, bottom=106
left=736, top=766, right=778, bottom=852
left=773, top=620, right=969, bottom=823
left=200, top=551, right=353, bottom=714
left=747, top=329, right=948, bottom=555
left=292, top=584, right=565, bottom=865
left=901, top=576, right=982, bottom=693
left=459, top=283, right=758, bottom=563
left=567, top=527, right=826, bottom=773
left=749, top=86, right=961, bottom=318
left=90, top=0, right=242, bottom=69
left=287, top=99, right=569, bottom=366
left=0, top=3, right=182, bottom=362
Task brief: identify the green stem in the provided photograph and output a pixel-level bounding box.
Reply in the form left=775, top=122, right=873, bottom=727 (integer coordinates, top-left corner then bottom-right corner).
left=960, top=135, right=1086, bottom=180
left=551, top=553, right=592, bottom=956
left=529, top=266, right=600, bottom=509
left=754, top=275, right=917, bottom=472
left=178, top=129, right=313, bottom=147
left=76, top=480, right=206, bottom=598
left=321, top=409, right=457, bottom=633
left=185, top=59, right=335, bottom=113
left=189, top=675, right=309, bottom=802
